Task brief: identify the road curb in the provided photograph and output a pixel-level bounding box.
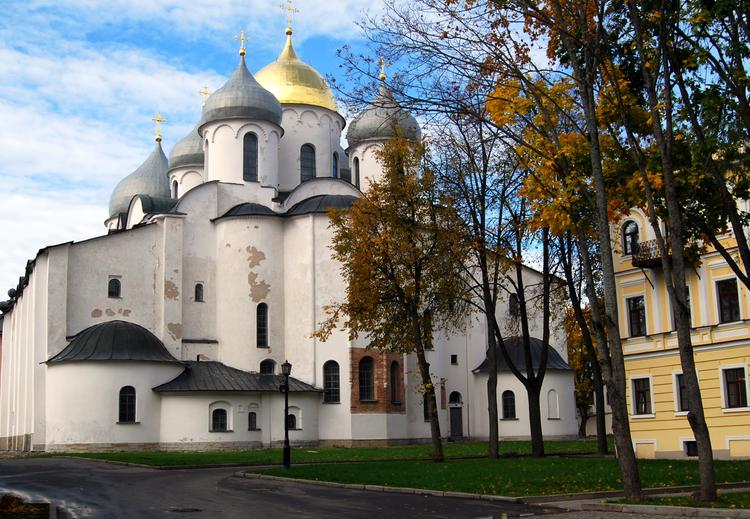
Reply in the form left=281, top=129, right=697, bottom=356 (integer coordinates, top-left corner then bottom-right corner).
left=583, top=501, right=750, bottom=518
left=233, top=471, right=522, bottom=503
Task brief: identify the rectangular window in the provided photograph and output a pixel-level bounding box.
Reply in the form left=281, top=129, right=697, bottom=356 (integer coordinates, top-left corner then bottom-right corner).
left=717, top=279, right=741, bottom=323
left=724, top=367, right=748, bottom=409
left=632, top=377, right=652, bottom=415
left=450, top=354, right=458, bottom=365
left=684, top=440, right=698, bottom=457
left=676, top=373, right=689, bottom=412
left=627, top=296, right=646, bottom=337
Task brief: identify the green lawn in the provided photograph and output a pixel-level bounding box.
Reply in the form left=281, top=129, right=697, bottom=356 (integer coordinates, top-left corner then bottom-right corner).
left=62, top=438, right=611, bottom=467
left=622, top=491, right=750, bottom=509
left=252, top=458, right=750, bottom=497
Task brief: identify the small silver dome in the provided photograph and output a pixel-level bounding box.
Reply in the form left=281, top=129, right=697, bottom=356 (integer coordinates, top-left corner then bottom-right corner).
left=347, top=85, right=421, bottom=147
left=109, top=141, right=170, bottom=217
left=169, top=124, right=204, bottom=171
left=199, top=56, right=282, bottom=129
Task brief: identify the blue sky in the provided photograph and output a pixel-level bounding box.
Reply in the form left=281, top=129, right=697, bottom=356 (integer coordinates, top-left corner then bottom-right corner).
left=0, top=0, right=385, bottom=293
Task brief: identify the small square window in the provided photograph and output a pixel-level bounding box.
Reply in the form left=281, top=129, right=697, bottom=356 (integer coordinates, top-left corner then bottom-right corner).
left=450, top=354, right=458, bottom=365
left=684, top=440, right=698, bottom=457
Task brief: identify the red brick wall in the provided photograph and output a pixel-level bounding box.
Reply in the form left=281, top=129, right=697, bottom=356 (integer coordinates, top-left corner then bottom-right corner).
left=350, top=348, right=406, bottom=414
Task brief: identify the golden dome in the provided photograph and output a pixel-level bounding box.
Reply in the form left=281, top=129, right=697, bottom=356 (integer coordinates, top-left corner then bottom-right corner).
left=256, top=28, right=338, bottom=113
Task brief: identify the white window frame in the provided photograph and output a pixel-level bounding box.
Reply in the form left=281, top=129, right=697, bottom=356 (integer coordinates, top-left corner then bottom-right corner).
left=547, top=389, right=560, bottom=420
left=626, top=294, right=647, bottom=338
left=208, top=401, right=233, bottom=432
left=288, top=405, right=302, bottom=430
left=672, top=371, right=691, bottom=416
left=719, top=364, right=750, bottom=413
left=630, top=375, right=655, bottom=418
left=715, top=276, right=743, bottom=324
left=680, top=437, right=698, bottom=457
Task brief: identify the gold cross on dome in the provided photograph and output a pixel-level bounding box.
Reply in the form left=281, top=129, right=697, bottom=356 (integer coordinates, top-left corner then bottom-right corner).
left=151, top=111, right=167, bottom=142
left=199, top=85, right=210, bottom=106
left=234, top=30, right=250, bottom=56
left=280, top=0, right=299, bottom=29
left=379, top=56, right=388, bottom=81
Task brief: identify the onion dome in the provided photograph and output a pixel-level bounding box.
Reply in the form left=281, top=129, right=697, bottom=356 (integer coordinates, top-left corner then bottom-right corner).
left=199, top=56, right=282, bottom=129
left=168, top=124, right=204, bottom=170
left=347, top=83, right=421, bottom=147
left=109, top=140, right=170, bottom=218
left=256, top=28, right=338, bottom=112
left=47, top=320, right=180, bottom=363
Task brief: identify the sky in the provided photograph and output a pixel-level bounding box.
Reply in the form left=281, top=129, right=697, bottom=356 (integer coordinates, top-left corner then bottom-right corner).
left=0, top=0, right=386, bottom=294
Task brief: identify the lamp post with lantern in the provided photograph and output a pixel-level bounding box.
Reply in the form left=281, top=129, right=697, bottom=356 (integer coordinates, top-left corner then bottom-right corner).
left=280, top=360, right=292, bottom=469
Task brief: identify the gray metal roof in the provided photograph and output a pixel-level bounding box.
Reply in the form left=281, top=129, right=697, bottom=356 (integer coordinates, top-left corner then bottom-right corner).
left=199, top=56, right=282, bottom=129
left=153, top=361, right=321, bottom=393
left=472, top=336, right=572, bottom=373
left=347, top=84, right=421, bottom=147
left=219, top=202, right=278, bottom=219
left=109, top=141, right=170, bottom=217
left=47, top=320, right=180, bottom=364
left=168, top=125, right=204, bottom=170
left=286, top=194, right=358, bottom=216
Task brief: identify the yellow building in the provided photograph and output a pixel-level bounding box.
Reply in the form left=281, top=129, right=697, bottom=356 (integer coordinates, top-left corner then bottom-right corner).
left=615, top=209, right=750, bottom=459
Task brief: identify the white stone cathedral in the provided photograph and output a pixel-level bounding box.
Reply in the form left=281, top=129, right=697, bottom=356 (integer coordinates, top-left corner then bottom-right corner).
left=0, top=26, right=577, bottom=452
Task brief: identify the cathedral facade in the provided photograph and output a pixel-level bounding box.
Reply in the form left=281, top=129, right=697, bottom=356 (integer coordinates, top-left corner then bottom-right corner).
left=0, top=28, right=577, bottom=452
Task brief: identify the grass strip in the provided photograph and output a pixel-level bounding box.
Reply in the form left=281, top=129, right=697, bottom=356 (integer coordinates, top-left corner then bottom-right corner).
left=60, top=438, right=612, bottom=467
left=251, top=457, right=750, bottom=497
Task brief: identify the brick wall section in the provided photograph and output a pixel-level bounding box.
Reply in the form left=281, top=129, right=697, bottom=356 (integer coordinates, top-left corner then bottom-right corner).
left=350, top=348, right=406, bottom=414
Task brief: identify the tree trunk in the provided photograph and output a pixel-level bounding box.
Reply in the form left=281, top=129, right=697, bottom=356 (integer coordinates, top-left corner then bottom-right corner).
left=592, top=365, right=608, bottom=454
left=578, top=404, right=590, bottom=438
left=411, top=306, right=443, bottom=462
left=486, top=321, right=500, bottom=459
left=528, top=384, right=544, bottom=457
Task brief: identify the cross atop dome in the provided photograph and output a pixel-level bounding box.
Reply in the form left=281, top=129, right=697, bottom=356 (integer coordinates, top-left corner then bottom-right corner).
left=379, top=57, right=388, bottom=81
left=234, top=30, right=250, bottom=56
left=281, top=0, right=299, bottom=34
left=151, top=111, right=166, bottom=142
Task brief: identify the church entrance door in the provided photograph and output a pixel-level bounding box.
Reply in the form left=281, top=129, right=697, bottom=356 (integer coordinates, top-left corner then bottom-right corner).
left=448, top=391, right=463, bottom=441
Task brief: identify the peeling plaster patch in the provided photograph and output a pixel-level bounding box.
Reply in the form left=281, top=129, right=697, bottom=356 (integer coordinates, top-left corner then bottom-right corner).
left=91, top=309, right=102, bottom=318
left=164, top=280, right=180, bottom=300
left=248, top=272, right=271, bottom=302
left=117, top=309, right=123, bottom=314
left=246, top=246, right=266, bottom=268
left=123, top=309, right=131, bottom=317
left=167, top=323, right=182, bottom=341
left=254, top=225, right=259, bottom=229
left=173, top=269, right=179, bottom=274
left=226, top=243, right=231, bottom=247
left=105, top=308, right=116, bottom=317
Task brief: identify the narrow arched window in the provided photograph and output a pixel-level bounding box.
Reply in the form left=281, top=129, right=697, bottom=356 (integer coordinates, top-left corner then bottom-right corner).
left=248, top=411, right=257, bottom=430
left=194, top=283, right=204, bottom=302
left=260, top=359, right=275, bottom=374
left=390, top=361, right=401, bottom=404
left=287, top=414, right=297, bottom=429
left=502, top=390, right=516, bottom=419
left=548, top=389, right=560, bottom=419
left=323, top=360, right=340, bottom=403
left=172, top=180, right=179, bottom=198
left=353, top=157, right=360, bottom=188
left=623, top=221, right=639, bottom=255
left=108, top=278, right=121, bottom=298
left=359, top=356, right=374, bottom=401
left=300, top=144, right=316, bottom=182
left=243, top=132, right=258, bottom=182
left=211, top=409, right=227, bottom=432
left=118, top=386, right=136, bottom=423
left=509, top=293, right=519, bottom=316
left=449, top=391, right=462, bottom=404
left=256, top=303, right=268, bottom=348
left=332, top=152, right=339, bottom=178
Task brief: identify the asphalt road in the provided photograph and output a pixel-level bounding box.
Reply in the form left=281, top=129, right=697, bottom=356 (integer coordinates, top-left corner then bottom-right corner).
left=0, top=457, right=558, bottom=518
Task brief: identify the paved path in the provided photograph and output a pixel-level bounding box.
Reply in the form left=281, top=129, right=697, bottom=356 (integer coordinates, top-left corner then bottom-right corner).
left=0, top=457, right=555, bottom=518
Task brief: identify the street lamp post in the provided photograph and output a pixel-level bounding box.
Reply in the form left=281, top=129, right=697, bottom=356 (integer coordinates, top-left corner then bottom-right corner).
left=281, top=360, right=292, bottom=469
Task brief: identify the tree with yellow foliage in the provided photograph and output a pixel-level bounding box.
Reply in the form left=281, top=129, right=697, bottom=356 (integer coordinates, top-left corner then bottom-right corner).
left=316, top=137, right=468, bottom=462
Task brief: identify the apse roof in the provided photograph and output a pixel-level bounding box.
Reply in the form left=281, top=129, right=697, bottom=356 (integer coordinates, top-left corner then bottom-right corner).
left=286, top=194, right=358, bottom=216
left=472, top=336, right=572, bottom=373
left=47, top=320, right=180, bottom=364
left=217, top=202, right=278, bottom=219
left=153, top=361, right=321, bottom=392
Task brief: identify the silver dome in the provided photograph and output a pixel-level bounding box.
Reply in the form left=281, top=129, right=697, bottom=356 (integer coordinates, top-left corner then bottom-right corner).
left=346, top=85, right=421, bottom=147
left=199, top=56, right=282, bottom=129
left=109, top=141, right=170, bottom=217
left=168, top=124, right=204, bottom=171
